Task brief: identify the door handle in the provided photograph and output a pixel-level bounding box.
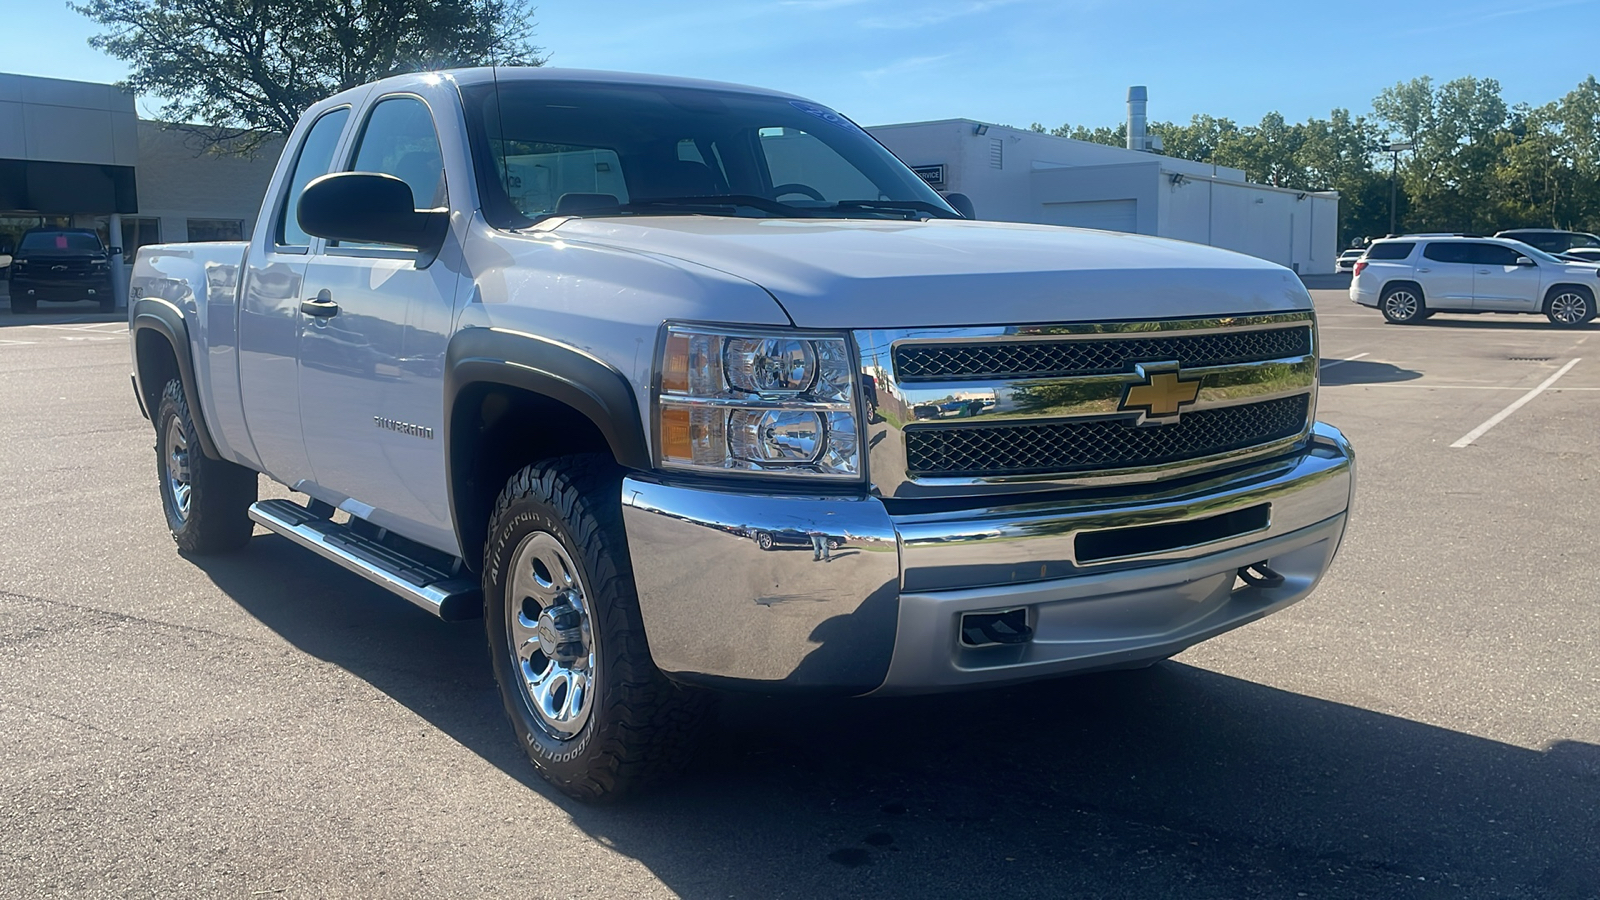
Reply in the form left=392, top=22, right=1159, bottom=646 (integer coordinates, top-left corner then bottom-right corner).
left=1416, top=267, right=1431, bottom=272
left=1476, top=269, right=1491, bottom=274
left=300, top=289, right=338, bottom=318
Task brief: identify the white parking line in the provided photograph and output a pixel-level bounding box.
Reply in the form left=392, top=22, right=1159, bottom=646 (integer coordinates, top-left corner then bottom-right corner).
left=1320, top=352, right=1369, bottom=369
left=1450, top=358, right=1583, bottom=448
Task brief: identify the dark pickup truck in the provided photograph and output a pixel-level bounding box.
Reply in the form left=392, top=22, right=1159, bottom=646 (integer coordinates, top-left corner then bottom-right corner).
left=6, top=228, right=116, bottom=313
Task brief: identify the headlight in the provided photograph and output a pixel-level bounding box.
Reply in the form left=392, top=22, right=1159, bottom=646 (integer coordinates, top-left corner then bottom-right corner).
left=655, top=324, right=861, bottom=479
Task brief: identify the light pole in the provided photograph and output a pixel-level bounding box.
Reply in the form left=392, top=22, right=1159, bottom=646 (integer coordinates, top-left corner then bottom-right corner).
left=1386, top=140, right=1414, bottom=236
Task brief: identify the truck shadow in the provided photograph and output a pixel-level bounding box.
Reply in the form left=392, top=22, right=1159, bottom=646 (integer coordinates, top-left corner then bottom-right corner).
left=1319, top=359, right=1422, bottom=386
left=196, top=535, right=1600, bottom=899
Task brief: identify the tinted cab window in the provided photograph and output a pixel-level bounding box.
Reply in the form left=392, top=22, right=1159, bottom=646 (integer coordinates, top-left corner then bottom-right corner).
left=277, top=107, right=351, bottom=246
left=350, top=97, right=447, bottom=210
left=1364, top=241, right=1414, bottom=260
left=1504, top=232, right=1565, bottom=252
left=1422, top=242, right=1472, bottom=263
left=1468, top=243, right=1524, bottom=267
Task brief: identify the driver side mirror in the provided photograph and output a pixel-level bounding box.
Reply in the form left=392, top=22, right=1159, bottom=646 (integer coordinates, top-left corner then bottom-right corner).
left=944, top=192, right=976, bottom=219
left=1515, top=256, right=1536, bottom=267
left=298, top=172, right=448, bottom=252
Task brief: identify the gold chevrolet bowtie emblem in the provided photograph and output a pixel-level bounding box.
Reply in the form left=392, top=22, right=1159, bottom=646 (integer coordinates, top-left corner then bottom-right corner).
left=1121, top=367, right=1201, bottom=419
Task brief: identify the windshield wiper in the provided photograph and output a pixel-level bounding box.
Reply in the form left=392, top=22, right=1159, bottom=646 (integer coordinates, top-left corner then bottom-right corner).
left=831, top=200, right=962, bottom=220
left=617, top=195, right=809, bottom=217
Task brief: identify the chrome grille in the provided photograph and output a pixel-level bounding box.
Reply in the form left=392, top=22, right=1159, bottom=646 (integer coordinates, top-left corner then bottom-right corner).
left=904, top=395, right=1310, bottom=477
left=893, top=326, right=1312, bottom=381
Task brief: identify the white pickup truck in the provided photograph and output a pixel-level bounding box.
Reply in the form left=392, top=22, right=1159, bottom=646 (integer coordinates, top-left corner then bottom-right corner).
left=129, top=67, right=1355, bottom=800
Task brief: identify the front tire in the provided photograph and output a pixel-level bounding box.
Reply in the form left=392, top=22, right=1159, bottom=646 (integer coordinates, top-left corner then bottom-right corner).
left=483, top=455, right=708, bottom=802
left=1380, top=285, right=1427, bottom=324
left=1545, top=287, right=1595, bottom=327
left=154, top=379, right=257, bottom=553
left=10, top=295, right=35, bottom=314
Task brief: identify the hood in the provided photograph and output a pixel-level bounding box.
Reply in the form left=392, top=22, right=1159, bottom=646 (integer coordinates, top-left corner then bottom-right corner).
left=549, top=216, right=1310, bottom=329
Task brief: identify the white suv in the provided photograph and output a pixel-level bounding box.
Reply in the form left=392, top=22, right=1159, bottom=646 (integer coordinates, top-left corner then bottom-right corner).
left=1351, top=235, right=1599, bottom=327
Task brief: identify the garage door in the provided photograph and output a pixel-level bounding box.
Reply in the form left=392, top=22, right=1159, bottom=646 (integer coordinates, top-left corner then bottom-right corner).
left=1041, top=199, right=1137, bottom=233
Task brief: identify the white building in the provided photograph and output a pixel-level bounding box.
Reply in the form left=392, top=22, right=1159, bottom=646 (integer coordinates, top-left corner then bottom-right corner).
left=866, top=90, right=1339, bottom=274
left=1, top=71, right=281, bottom=307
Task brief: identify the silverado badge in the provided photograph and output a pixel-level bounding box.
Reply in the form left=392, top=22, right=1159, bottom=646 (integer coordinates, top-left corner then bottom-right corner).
left=1120, top=364, right=1201, bottom=422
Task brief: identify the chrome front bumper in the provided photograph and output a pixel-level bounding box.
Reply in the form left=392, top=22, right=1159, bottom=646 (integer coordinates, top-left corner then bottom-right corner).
left=621, top=423, right=1354, bottom=696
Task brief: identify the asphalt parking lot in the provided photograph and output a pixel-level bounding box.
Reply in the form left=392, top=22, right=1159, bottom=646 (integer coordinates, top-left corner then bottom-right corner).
left=2, top=282, right=1597, bottom=899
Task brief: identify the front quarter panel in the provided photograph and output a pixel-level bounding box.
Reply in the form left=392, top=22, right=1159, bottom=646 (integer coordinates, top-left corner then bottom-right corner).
left=455, top=215, right=794, bottom=461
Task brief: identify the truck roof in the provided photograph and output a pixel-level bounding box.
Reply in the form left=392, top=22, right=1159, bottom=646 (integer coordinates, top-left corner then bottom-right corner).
left=332, top=66, right=811, bottom=106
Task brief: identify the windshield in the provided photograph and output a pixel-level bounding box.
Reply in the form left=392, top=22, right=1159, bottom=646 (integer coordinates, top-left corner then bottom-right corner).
left=461, top=80, right=956, bottom=227
left=18, top=231, right=103, bottom=253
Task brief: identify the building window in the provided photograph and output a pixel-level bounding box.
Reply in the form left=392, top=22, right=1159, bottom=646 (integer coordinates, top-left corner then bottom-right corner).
left=187, top=218, right=245, bottom=242
left=88, top=216, right=160, bottom=260
left=120, top=217, right=161, bottom=259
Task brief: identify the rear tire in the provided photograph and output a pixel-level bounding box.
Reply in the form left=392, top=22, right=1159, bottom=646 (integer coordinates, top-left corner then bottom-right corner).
left=155, top=379, right=257, bottom=553
left=483, top=454, right=710, bottom=802
left=1380, top=285, right=1427, bottom=324
left=1545, top=287, right=1595, bottom=327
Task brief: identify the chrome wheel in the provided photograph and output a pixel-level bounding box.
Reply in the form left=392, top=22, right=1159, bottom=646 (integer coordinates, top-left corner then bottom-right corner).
left=163, top=417, right=192, bottom=523
left=1383, top=290, right=1420, bottom=322
left=506, top=532, right=597, bottom=740
left=1549, top=291, right=1590, bottom=325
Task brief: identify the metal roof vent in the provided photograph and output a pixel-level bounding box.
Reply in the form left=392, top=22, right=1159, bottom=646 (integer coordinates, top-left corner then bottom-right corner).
left=1127, top=86, right=1163, bottom=153
left=990, top=137, right=1003, bottom=169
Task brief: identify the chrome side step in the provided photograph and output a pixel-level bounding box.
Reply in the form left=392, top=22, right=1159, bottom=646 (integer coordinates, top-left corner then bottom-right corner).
left=248, top=499, right=481, bottom=621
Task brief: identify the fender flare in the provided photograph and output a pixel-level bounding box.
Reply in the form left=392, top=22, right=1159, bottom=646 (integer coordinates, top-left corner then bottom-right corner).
left=444, top=326, right=651, bottom=556
left=131, top=297, right=223, bottom=460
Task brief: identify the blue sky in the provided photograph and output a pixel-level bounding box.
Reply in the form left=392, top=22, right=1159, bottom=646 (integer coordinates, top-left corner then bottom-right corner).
left=4, top=0, right=1597, bottom=130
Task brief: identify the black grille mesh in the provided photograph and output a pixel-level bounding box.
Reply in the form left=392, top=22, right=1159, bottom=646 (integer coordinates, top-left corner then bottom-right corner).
left=894, top=327, right=1311, bottom=380
left=905, top=395, right=1310, bottom=477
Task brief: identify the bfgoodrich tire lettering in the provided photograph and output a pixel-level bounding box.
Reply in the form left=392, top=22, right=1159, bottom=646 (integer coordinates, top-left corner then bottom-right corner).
left=483, top=454, right=708, bottom=801
left=154, top=378, right=257, bottom=553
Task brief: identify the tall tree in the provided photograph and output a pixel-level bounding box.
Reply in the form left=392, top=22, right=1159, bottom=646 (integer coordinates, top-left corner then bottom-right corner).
left=74, top=0, right=543, bottom=151
left=1374, top=75, right=1508, bottom=233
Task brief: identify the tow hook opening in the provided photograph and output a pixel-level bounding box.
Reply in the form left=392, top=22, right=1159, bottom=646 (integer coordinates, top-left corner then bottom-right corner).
left=960, top=608, right=1034, bottom=648
left=1236, top=561, right=1285, bottom=590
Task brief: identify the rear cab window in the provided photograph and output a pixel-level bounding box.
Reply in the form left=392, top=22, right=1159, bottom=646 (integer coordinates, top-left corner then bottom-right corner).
left=276, top=107, right=352, bottom=248
left=1507, top=233, right=1565, bottom=252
